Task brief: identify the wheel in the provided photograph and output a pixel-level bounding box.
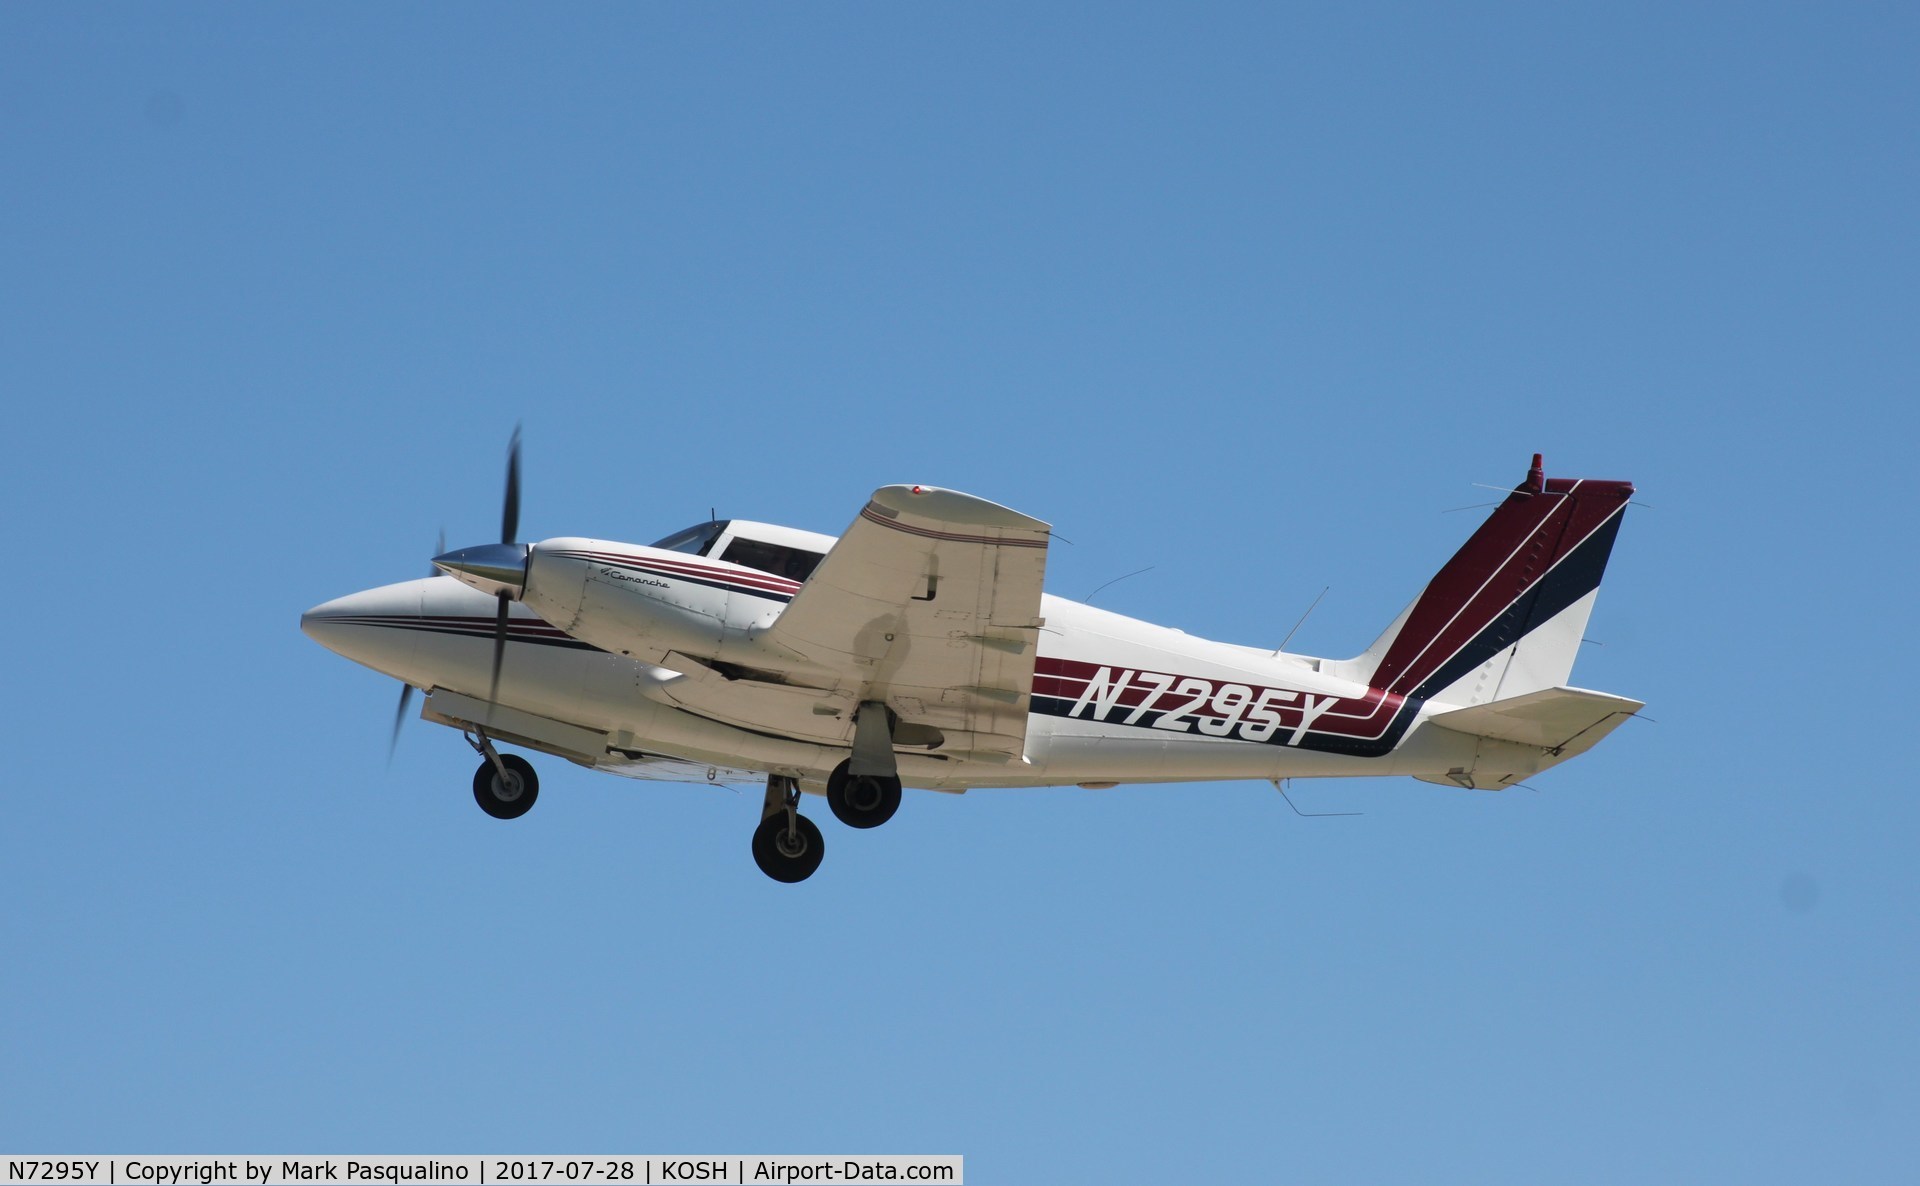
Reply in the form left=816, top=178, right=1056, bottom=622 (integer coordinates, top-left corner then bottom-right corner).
left=472, top=753, right=539, bottom=820
left=752, top=812, right=825, bottom=883
left=826, top=760, right=902, bottom=829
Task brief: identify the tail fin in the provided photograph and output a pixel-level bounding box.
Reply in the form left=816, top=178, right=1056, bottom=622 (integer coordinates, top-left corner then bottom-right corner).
left=1336, top=455, right=1633, bottom=708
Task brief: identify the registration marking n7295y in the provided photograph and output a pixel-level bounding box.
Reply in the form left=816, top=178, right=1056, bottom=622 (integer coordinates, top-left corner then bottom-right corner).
left=1065, top=665, right=1342, bottom=746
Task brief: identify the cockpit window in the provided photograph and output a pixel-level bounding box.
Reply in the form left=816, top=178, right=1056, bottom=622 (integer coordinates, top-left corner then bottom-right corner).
left=650, top=520, right=728, bottom=556
left=721, top=537, right=825, bottom=583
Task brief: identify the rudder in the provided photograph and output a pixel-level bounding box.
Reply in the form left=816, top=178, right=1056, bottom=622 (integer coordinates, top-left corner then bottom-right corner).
left=1335, top=455, right=1633, bottom=709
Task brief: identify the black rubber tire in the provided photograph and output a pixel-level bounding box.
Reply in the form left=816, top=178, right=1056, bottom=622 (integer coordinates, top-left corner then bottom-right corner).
left=472, top=753, right=539, bottom=820
left=752, top=812, right=825, bottom=883
left=826, top=760, right=902, bottom=829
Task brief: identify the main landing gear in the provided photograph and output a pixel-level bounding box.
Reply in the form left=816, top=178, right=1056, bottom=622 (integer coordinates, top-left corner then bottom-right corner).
left=752, top=702, right=903, bottom=883
left=468, top=730, right=539, bottom=820
left=826, top=701, right=903, bottom=829
left=826, top=761, right=901, bottom=829
left=753, top=775, right=824, bottom=883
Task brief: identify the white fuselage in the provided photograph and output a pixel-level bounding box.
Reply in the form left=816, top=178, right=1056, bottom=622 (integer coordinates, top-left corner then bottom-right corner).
left=304, top=526, right=1480, bottom=795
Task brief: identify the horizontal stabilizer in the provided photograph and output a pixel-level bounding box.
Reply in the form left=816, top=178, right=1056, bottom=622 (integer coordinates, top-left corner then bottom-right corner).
left=1426, top=686, right=1643, bottom=757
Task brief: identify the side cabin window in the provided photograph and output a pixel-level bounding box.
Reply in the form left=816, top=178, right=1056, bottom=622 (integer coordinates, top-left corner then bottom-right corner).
left=721, top=536, right=824, bottom=583
left=650, top=520, right=728, bottom=557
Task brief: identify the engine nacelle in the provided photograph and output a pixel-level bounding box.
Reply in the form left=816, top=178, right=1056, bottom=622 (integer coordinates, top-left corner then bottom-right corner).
left=524, top=537, right=752, bottom=666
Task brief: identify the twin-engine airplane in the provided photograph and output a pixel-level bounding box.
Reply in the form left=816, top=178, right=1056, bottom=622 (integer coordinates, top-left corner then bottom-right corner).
left=302, top=439, right=1640, bottom=883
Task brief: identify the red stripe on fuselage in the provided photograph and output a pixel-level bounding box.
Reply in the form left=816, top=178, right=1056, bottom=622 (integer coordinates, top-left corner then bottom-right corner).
left=553, top=549, right=802, bottom=594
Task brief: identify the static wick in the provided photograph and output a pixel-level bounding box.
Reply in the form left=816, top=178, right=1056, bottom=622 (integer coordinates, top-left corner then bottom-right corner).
left=1276, top=586, right=1329, bottom=655
left=1271, top=779, right=1362, bottom=818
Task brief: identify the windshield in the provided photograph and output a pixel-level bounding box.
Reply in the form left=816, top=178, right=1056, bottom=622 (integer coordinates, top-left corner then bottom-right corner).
left=649, top=520, right=728, bottom=556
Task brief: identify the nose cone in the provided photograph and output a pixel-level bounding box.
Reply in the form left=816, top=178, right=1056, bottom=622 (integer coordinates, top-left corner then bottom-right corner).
left=300, top=581, right=428, bottom=676
left=432, top=543, right=529, bottom=598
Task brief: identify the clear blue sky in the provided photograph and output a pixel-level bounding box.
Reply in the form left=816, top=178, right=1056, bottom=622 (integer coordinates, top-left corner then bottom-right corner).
left=4, top=3, right=1915, bottom=1181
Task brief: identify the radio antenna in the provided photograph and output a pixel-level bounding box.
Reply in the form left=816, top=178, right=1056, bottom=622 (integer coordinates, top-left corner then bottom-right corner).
left=1085, top=565, right=1154, bottom=605
left=1276, top=586, right=1329, bottom=655
left=1271, top=779, right=1362, bottom=818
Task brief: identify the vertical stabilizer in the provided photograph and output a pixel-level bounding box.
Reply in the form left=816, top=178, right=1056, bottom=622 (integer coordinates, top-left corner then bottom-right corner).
left=1335, top=456, right=1632, bottom=708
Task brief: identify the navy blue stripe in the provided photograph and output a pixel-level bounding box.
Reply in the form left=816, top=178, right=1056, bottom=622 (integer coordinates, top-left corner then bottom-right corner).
left=323, top=617, right=605, bottom=652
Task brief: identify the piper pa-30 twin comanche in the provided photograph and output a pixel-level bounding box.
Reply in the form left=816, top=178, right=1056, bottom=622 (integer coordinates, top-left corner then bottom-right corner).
left=302, top=441, right=1639, bottom=883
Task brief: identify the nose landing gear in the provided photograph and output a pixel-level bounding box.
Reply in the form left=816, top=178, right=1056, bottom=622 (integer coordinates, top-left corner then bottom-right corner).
left=467, top=730, right=540, bottom=820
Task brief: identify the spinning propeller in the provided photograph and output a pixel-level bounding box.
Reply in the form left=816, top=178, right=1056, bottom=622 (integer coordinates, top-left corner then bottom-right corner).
left=387, top=429, right=532, bottom=757
left=388, top=529, right=446, bottom=760
left=432, top=426, right=531, bottom=699
left=490, top=424, right=524, bottom=703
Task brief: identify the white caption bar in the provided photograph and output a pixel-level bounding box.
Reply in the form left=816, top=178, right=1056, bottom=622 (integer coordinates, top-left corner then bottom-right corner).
left=0, top=1159, right=962, bottom=1186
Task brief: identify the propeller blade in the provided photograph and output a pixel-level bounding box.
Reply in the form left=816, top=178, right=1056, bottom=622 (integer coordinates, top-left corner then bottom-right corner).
left=489, top=590, right=510, bottom=704
left=429, top=528, right=445, bottom=579
left=501, top=425, right=522, bottom=544
left=388, top=683, right=415, bottom=763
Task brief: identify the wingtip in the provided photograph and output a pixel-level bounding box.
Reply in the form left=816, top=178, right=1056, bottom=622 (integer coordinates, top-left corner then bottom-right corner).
left=871, top=484, right=1050, bottom=533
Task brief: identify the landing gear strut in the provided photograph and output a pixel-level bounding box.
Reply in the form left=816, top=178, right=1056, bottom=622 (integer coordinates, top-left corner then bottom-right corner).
left=826, top=701, right=903, bottom=829
left=467, top=730, right=539, bottom=820
left=752, top=774, right=823, bottom=883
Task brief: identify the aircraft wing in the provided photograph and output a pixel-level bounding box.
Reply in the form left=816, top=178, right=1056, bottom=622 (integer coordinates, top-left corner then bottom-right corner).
left=760, top=484, right=1051, bottom=762
left=598, top=750, right=764, bottom=787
